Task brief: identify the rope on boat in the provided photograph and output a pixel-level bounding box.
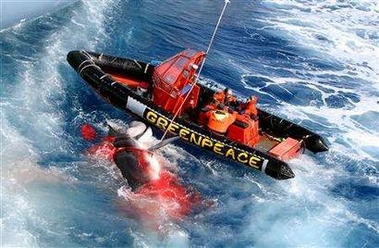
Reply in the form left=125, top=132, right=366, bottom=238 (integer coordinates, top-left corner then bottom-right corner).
left=197, top=0, right=231, bottom=79
left=81, top=50, right=93, bottom=59
left=99, top=74, right=109, bottom=80
left=159, top=0, right=231, bottom=142
left=78, top=59, right=93, bottom=71
left=144, top=63, right=150, bottom=74
left=134, top=59, right=142, bottom=69
left=79, top=63, right=102, bottom=74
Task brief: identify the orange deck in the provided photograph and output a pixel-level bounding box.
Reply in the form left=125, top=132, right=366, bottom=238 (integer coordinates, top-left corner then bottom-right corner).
left=111, top=74, right=149, bottom=89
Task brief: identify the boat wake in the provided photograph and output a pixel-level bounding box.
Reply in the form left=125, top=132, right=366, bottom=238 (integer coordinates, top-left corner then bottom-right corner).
left=1, top=0, right=124, bottom=246
left=1, top=0, right=378, bottom=247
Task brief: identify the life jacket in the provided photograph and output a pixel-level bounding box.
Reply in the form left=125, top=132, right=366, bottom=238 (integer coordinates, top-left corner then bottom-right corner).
left=243, top=96, right=258, bottom=117
left=245, top=100, right=257, bottom=116
left=213, top=91, right=225, bottom=103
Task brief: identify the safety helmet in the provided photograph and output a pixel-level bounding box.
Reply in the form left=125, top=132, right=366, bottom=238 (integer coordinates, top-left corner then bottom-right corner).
left=224, top=88, right=232, bottom=95
left=250, top=95, right=258, bottom=102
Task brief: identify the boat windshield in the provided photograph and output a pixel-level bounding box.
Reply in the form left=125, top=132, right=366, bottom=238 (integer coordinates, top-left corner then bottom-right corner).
left=154, top=49, right=205, bottom=87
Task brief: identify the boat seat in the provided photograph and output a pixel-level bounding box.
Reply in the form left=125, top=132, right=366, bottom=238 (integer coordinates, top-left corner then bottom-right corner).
left=232, top=119, right=249, bottom=129
left=269, top=137, right=302, bottom=160
left=255, top=137, right=278, bottom=152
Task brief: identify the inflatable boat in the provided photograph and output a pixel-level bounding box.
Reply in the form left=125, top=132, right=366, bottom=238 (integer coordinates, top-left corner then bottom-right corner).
left=67, top=49, right=328, bottom=180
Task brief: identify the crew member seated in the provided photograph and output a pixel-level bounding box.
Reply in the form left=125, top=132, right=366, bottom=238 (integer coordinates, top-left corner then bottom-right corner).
left=243, top=95, right=258, bottom=120
left=213, top=88, right=237, bottom=108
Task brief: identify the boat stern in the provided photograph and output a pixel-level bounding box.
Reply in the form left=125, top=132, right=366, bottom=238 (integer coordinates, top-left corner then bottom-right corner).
left=304, top=135, right=329, bottom=153
left=264, top=160, right=295, bottom=180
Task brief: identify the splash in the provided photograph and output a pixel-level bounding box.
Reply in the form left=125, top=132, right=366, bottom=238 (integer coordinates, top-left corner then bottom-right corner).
left=1, top=0, right=378, bottom=246
left=1, top=0, right=120, bottom=246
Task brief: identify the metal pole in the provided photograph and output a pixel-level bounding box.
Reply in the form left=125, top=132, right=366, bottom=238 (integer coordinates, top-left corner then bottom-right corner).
left=160, top=0, right=231, bottom=141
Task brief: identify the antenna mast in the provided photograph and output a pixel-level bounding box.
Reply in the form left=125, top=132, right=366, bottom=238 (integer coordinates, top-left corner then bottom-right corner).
left=195, top=0, right=230, bottom=83
left=160, top=0, right=231, bottom=141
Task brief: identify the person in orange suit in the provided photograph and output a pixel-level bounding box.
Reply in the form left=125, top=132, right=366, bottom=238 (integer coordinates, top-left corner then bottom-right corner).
left=213, top=88, right=226, bottom=103
left=244, top=95, right=258, bottom=120
left=213, top=88, right=236, bottom=106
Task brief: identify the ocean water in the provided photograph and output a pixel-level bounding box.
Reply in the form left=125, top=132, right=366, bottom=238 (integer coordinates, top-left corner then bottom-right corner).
left=1, top=0, right=378, bottom=247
